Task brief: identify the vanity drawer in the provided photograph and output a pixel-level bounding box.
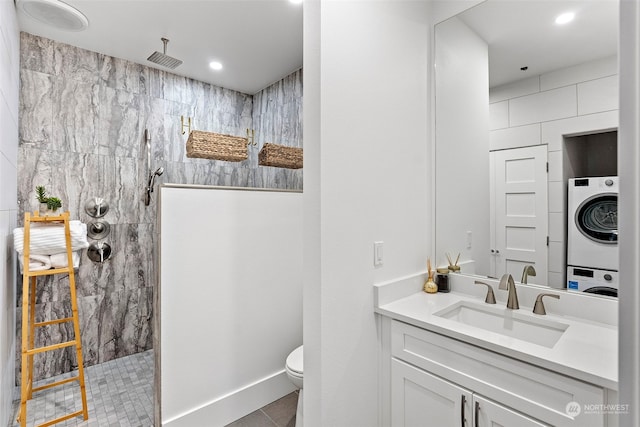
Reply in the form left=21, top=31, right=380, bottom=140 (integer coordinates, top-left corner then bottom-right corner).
left=391, top=320, right=605, bottom=427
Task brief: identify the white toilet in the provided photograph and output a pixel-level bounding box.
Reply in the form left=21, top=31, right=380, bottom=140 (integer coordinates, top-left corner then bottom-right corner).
left=285, top=345, right=303, bottom=427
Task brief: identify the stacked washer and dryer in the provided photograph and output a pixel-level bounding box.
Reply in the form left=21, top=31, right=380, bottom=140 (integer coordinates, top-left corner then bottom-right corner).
left=567, top=176, right=619, bottom=297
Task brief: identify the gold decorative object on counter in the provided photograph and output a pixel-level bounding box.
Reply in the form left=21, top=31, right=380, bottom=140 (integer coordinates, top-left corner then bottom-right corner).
left=424, top=258, right=438, bottom=293
left=258, top=143, right=303, bottom=169
left=446, top=252, right=461, bottom=272
left=186, top=130, right=249, bottom=162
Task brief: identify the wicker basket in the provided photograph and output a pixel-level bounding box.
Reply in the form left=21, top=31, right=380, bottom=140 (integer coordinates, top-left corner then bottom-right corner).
left=258, top=143, right=303, bottom=169
left=186, top=130, right=248, bottom=162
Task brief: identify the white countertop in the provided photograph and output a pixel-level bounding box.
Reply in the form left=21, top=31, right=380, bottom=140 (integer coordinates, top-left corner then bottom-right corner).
left=375, top=277, right=618, bottom=391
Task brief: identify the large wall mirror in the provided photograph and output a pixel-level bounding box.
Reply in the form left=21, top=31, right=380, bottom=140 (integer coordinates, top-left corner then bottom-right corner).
left=435, top=0, right=619, bottom=294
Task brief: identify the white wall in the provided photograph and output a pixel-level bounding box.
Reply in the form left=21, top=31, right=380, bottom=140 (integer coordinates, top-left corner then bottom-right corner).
left=490, top=57, right=619, bottom=286
left=618, top=1, right=640, bottom=425
left=301, top=2, right=638, bottom=425
left=0, top=0, right=19, bottom=425
left=434, top=16, right=490, bottom=274
left=159, top=186, right=301, bottom=426
left=303, top=1, right=430, bottom=426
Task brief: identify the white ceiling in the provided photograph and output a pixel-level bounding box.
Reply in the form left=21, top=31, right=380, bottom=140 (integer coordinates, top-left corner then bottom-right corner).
left=16, top=0, right=303, bottom=95
left=16, top=1, right=619, bottom=93
left=456, top=0, right=619, bottom=88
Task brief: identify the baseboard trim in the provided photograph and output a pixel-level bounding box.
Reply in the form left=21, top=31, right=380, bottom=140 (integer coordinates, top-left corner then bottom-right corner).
left=162, top=370, right=296, bottom=426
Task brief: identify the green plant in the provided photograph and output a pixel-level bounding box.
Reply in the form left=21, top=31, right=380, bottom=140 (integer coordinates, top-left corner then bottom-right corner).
left=46, top=197, right=62, bottom=211
left=35, top=186, right=48, bottom=203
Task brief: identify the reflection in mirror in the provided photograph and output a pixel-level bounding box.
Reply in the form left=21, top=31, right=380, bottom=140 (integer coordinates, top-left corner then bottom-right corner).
left=435, top=0, right=619, bottom=294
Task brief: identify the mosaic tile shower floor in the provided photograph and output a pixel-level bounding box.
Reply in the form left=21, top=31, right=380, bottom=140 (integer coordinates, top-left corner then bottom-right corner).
left=9, top=350, right=154, bottom=427
left=8, top=350, right=298, bottom=427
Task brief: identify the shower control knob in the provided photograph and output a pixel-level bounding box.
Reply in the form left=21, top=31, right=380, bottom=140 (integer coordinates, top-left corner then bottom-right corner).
left=87, top=242, right=112, bottom=263
left=85, top=197, right=109, bottom=218
left=87, top=221, right=110, bottom=240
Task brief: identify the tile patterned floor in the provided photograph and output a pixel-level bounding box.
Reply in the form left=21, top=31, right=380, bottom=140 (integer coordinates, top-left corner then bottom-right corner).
left=9, top=350, right=154, bottom=427
left=225, top=391, right=298, bottom=427
left=8, top=349, right=298, bottom=427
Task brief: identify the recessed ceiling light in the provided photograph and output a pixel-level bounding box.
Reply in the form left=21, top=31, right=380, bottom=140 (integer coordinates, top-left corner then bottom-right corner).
left=555, top=12, right=575, bottom=25
left=289, top=0, right=303, bottom=4
left=209, top=61, right=223, bottom=71
left=18, top=0, right=89, bottom=31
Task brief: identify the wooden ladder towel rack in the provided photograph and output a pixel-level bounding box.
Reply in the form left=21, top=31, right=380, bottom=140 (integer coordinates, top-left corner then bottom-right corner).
left=17, top=211, right=89, bottom=427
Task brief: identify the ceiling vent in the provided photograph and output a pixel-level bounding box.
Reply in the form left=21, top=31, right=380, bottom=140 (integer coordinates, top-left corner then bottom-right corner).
left=18, top=0, right=89, bottom=32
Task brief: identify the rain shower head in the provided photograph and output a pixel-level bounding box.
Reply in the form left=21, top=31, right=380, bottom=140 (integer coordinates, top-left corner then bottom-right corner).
left=147, top=38, right=183, bottom=69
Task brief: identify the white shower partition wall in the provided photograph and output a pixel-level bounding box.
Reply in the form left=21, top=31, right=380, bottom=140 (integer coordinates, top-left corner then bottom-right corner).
left=158, top=185, right=302, bottom=426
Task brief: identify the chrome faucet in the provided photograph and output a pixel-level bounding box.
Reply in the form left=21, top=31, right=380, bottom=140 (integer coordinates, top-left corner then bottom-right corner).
left=521, top=265, right=537, bottom=284
left=499, top=273, right=519, bottom=309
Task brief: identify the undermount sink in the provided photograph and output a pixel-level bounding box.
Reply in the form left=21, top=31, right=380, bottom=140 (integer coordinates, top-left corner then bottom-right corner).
left=433, top=301, right=569, bottom=348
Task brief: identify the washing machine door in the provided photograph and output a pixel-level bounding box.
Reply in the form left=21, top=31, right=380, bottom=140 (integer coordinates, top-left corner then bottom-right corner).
left=583, top=286, right=618, bottom=297
left=575, top=193, right=618, bottom=243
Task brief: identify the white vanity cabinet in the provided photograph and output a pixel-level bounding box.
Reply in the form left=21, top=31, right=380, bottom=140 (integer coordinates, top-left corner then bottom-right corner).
left=388, top=320, right=608, bottom=427
left=392, top=358, right=547, bottom=426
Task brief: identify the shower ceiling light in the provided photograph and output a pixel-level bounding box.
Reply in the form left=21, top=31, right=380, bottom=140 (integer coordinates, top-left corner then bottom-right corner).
left=555, top=12, right=575, bottom=25
left=18, top=0, right=89, bottom=31
left=209, top=61, right=223, bottom=71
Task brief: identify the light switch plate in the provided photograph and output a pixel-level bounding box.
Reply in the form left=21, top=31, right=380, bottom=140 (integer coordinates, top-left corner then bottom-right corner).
left=374, top=241, right=384, bottom=267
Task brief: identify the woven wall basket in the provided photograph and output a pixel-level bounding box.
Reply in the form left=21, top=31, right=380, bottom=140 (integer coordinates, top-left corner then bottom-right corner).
left=186, top=130, right=248, bottom=162
left=258, top=143, right=303, bottom=169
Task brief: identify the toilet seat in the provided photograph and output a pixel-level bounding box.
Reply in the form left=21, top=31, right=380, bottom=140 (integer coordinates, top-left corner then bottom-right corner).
left=286, top=345, right=303, bottom=376
left=285, top=345, right=304, bottom=427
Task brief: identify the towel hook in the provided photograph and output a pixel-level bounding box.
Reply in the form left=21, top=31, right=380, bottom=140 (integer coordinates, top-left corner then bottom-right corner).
left=181, top=116, right=192, bottom=135
left=246, top=128, right=256, bottom=147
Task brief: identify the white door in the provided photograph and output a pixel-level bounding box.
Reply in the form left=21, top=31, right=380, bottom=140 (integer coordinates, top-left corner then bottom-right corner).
left=490, top=146, right=548, bottom=284
left=474, top=395, right=550, bottom=427
left=391, top=359, right=472, bottom=427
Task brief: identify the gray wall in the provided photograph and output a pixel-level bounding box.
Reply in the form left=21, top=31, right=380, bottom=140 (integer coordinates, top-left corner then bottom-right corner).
left=17, top=32, right=302, bottom=382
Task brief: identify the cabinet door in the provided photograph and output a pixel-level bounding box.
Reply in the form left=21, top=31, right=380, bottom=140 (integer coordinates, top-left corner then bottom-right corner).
left=474, top=395, right=549, bottom=427
left=392, top=359, right=472, bottom=427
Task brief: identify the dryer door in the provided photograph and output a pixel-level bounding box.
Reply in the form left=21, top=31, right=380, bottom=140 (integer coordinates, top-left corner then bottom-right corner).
left=575, top=193, right=618, bottom=243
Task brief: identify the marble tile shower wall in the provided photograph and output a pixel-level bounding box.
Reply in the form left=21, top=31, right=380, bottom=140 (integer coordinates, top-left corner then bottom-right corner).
left=252, top=70, right=303, bottom=188
left=16, top=32, right=303, bottom=383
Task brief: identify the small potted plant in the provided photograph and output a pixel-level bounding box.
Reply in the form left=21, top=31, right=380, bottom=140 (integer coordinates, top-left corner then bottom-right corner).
left=35, top=186, right=63, bottom=216
left=46, top=197, right=62, bottom=215
left=35, top=185, right=48, bottom=214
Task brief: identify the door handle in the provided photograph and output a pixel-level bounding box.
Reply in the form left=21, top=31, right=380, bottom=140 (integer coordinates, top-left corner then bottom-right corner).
left=461, top=395, right=466, bottom=427
left=475, top=401, right=480, bottom=427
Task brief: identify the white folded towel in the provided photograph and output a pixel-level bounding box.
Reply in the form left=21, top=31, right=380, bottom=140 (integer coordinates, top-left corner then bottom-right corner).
left=13, top=221, right=89, bottom=255
left=17, top=251, right=81, bottom=273
left=25, top=254, right=52, bottom=271
left=50, top=252, right=80, bottom=269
